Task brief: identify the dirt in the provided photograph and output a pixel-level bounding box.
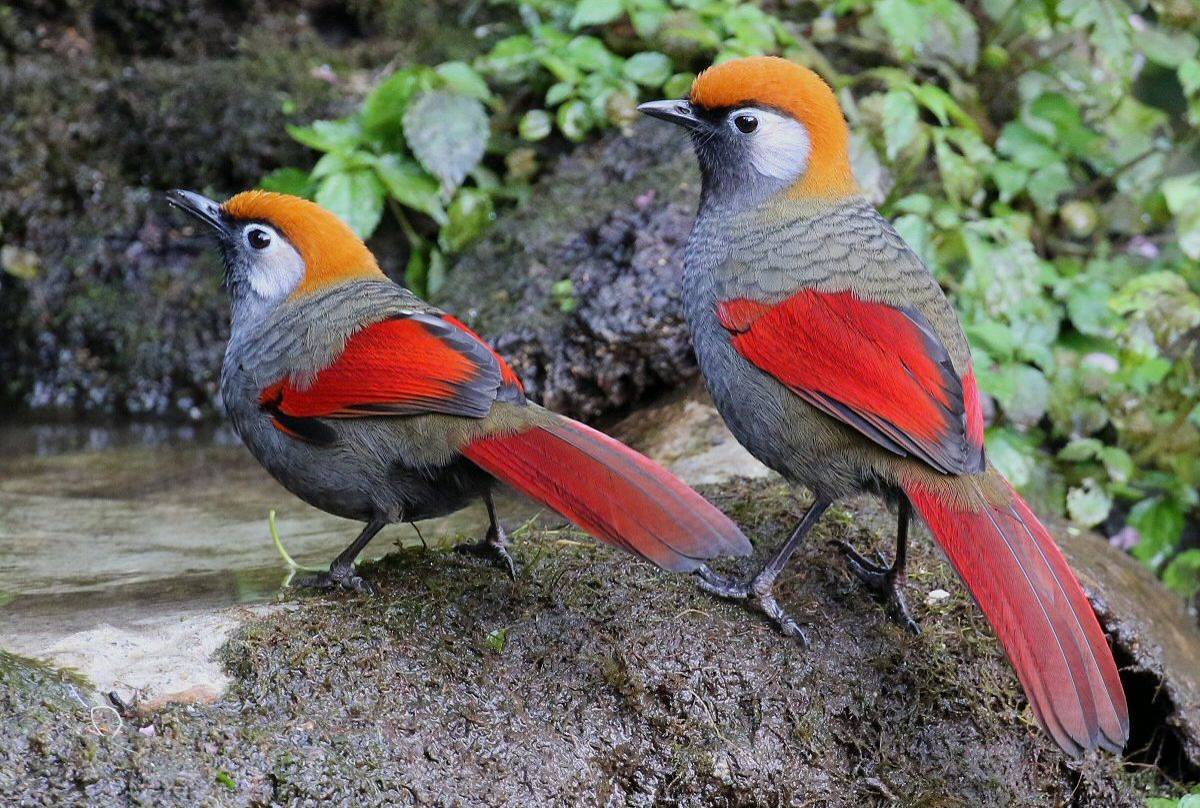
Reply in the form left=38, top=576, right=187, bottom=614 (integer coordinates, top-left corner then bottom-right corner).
left=3, top=474, right=1195, bottom=806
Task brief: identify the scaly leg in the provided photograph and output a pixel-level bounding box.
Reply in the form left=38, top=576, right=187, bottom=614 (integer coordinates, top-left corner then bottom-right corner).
left=455, top=491, right=517, bottom=581
left=694, top=497, right=833, bottom=646
left=830, top=497, right=920, bottom=635
left=298, top=519, right=385, bottom=595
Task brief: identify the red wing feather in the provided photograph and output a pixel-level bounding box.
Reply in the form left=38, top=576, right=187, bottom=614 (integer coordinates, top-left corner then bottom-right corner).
left=718, top=290, right=984, bottom=476
left=259, top=313, right=524, bottom=437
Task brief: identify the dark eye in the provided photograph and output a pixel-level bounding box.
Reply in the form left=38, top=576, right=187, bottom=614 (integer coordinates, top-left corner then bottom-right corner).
left=734, top=114, right=758, bottom=134
left=247, top=228, right=271, bottom=250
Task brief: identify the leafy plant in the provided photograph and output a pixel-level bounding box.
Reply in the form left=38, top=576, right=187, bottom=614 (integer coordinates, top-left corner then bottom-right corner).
left=263, top=62, right=498, bottom=295
left=264, top=0, right=1200, bottom=596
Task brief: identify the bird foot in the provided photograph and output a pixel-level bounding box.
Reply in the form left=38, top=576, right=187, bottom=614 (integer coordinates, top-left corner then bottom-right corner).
left=296, top=564, right=376, bottom=596
left=830, top=540, right=920, bottom=636
left=455, top=534, right=517, bottom=581
left=694, top=565, right=809, bottom=647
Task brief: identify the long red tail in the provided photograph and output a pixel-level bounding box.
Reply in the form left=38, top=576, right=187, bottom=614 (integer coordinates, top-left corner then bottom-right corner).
left=462, top=413, right=752, bottom=572
left=903, top=470, right=1128, bottom=755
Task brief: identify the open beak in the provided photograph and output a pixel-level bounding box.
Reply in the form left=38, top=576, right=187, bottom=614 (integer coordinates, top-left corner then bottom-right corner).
left=637, top=99, right=705, bottom=131
left=166, top=189, right=229, bottom=236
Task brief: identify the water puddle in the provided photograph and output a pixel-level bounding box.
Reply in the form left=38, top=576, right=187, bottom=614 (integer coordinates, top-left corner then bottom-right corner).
left=0, top=421, right=528, bottom=662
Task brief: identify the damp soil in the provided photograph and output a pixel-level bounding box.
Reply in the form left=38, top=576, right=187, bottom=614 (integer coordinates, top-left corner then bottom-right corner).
left=3, top=477, right=1192, bottom=806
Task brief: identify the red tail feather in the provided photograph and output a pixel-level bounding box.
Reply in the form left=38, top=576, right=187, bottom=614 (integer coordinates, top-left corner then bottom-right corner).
left=904, top=472, right=1128, bottom=755
left=462, top=415, right=752, bottom=572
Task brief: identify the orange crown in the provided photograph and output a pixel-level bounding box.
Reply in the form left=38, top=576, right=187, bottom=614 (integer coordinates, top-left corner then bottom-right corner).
left=221, top=191, right=384, bottom=297
left=690, top=56, right=857, bottom=199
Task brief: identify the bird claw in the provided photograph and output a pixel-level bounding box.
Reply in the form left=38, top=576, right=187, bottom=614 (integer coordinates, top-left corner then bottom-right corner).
left=830, top=540, right=920, bottom=636
left=455, top=537, right=517, bottom=581
left=296, top=564, right=377, bottom=596
left=693, top=565, right=809, bottom=647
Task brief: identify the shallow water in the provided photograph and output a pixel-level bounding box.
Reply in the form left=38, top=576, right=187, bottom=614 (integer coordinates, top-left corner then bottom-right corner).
left=0, top=421, right=521, bottom=652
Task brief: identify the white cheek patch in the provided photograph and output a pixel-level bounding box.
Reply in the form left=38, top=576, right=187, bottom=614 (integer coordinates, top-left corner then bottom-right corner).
left=742, top=109, right=811, bottom=185
left=247, top=232, right=305, bottom=301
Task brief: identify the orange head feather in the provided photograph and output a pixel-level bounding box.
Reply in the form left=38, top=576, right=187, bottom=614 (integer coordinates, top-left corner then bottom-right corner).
left=689, top=56, right=856, bottom=199
left=221, top=191, right=385, bottom=297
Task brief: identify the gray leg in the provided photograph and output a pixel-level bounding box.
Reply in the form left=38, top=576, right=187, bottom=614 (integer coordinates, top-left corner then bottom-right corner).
left=694, top=497, right=833, bottom=646
left=299, top=518, right=385, bottom=595
left=830, top=497, right=920, bottom=635
left=455, top=491, right=517, bottom=581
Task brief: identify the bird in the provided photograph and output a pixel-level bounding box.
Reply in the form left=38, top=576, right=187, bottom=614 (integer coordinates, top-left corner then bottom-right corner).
left=165, top=189, right=751, bottom=595
left=638, top=56, right=1128, bottom=756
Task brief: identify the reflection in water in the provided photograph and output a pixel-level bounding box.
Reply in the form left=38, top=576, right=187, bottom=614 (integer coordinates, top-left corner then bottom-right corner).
left=0, top=421, right=536, bottom=650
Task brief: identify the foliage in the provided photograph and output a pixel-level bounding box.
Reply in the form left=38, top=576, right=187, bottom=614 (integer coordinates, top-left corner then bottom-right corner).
left=1148, top=792, right=1200, bottom=808
left=266, top=0, right=1200, bottom=595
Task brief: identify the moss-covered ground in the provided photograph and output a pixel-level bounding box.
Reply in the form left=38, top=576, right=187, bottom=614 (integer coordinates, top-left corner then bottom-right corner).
left=1, top=478, right=1172, bottom=806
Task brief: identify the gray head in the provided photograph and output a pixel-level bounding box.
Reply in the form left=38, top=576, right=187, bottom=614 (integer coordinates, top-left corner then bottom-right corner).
left=166, top=189, right=384, bottom=326
left=637, top=56, right=857, bottom=211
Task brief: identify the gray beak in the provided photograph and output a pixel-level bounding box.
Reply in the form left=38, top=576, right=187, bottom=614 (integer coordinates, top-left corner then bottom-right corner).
left=637, top=99, right=705, bottom=130
left=166, top=189, right=229, bottom=236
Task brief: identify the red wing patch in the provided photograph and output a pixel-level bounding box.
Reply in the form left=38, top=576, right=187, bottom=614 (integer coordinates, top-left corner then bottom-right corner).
left=718, top=289, right=984, bottom=476
left=258, top=313, right=526, bottom=442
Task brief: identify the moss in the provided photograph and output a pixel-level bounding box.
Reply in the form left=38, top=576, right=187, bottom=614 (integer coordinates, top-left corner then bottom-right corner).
left=0, top=477, right=1182, bottom=804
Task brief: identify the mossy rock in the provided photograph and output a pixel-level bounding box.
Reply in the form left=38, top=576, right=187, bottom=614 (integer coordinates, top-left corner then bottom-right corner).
left=3, top=477, right=1193, bottom=805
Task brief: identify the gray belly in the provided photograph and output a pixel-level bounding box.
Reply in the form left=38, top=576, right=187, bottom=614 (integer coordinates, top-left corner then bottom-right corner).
left=684, top=278, right=870, bottom=502
left=222, top=370, right=488, bottom=524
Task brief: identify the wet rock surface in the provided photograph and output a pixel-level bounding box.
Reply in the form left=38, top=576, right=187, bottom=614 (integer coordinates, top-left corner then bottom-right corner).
left=4, top=473, right=1197, bottom=805
left=438, top=120, right=700, bottom=420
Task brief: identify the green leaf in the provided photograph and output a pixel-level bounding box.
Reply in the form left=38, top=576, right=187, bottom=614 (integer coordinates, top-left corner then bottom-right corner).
left=1162, top=173, right=1200, bottom=259
left=996, top=122, right=1059, bottom=169
left=1058, top=437, right=1103, bottom=462
left=362, top=68, right=434, bottom=142
left=565, top=36, right=618, bottom=73
left=663, top=71, right=695, bottom=99
left=1128, top=497, right=1185, bottom=567
left=403, top=91, right=490, bottom=196
left=435, top=61, right=492, bottom=101
left=1162, top=549, right=1200, bottom=597
left=1067, top=480, right=1112, bottom=528
left=623, top=52, right=673, bottom=88
left=314, top=170, right=385, bottom=238
left=556, top=99, right=592, bottom=141
left=439, top=189, right=494, bottom=253
left=722, top=4, right=776, bottom=52
left=1028, top=93, right=1099, bottom=158
left=570, top=0, right=623, bottom=30
left=882, top=90, right=920, bottom=161
left=427, top=248, right=447, bottom=295
left=1139, top=28, right=1198, bottom=68
left=287, top=118, right=362, bottom=153
left=1027, top=162, right=1073, bottom=212
left=480, top=35, right=539, bottom=84
left=310, top=150, right=375, bottom=180
left=986, top=428, right=1036, bottom=488
left=373, top=154, right=446, bottom=225
left=987, top=363, right=1050, bottom=426
left=405, top=244, right=428, bottom=294
left=519, top=109, right=553, bottom=141
left=259, top=167, right=315, bottom=198
left=1098, top=446, right=1134, bottom=484
left=485, top=627, right=508, bottom=654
